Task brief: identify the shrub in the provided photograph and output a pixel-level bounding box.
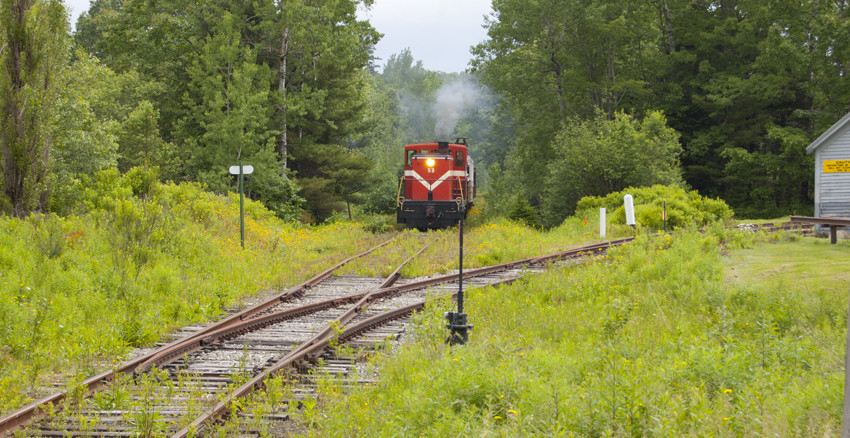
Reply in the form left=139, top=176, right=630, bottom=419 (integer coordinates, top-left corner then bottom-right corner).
left=540, top=111, right=683, bottom=227
left=575, top=185, right=734, bottom=230
left=506, top=196, right=541, bottom=229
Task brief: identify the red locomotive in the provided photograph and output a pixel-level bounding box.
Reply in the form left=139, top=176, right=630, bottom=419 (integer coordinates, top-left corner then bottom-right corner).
left=397, top=139, right=475, bottom=229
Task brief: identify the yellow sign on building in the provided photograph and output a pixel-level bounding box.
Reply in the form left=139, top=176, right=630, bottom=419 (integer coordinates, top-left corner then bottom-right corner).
left=824, top=160, right=850, bottom=173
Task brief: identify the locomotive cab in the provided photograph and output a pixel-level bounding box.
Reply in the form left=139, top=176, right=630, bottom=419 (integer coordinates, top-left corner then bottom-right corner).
left=397, top=140, right=475, bottom=229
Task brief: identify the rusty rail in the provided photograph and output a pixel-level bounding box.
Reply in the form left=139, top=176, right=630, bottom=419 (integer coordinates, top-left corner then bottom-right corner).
left=169, top=238, right=634, bottom=437
left=0, top=237, right=394, bottom=436
left=1, top=236, right=633, bottom=436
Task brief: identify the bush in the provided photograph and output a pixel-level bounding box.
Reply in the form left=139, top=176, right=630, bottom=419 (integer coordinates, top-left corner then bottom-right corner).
left=575, top=185, right=734, bottom=230
left=369, top=215, right=403, bottom=233
left=540, top=111, right=683, bottom=227
left=506, top=196, right=541, bottom=229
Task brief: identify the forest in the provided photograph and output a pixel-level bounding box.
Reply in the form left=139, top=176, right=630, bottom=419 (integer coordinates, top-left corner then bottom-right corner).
left=2, top=0, right=850, bottom=224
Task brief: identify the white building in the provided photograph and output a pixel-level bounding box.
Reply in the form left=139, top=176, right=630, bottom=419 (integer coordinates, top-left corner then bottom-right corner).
left=806, top=112, right=850, bottom=218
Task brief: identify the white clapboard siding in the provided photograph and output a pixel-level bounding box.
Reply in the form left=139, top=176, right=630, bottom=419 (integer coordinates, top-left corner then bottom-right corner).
left=809, top=113, right=850, bottom=218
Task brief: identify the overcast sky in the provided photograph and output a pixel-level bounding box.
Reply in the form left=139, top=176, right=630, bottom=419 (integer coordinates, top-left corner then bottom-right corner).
left=358, top=0, right=493, bottom=73
left=63, top=0, right=493, bottom=74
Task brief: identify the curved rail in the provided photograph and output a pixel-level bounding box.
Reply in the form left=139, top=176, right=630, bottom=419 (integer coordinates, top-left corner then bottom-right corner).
left=171, top=299, right=428, bottom=438
left=170, top=238, right=634, bottom=437
left=137, top=241, right=432, bottom=373
left=0, top=237, right=394, bottom=436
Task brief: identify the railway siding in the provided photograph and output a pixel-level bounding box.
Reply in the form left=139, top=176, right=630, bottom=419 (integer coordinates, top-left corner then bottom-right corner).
left=2, top=223, right=808, bottom=437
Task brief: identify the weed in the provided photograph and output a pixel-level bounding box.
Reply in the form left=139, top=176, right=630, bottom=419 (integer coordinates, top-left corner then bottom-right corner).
left=0, top=175, right=384, bottom=413
left=306, top=232, right=847, bottom=436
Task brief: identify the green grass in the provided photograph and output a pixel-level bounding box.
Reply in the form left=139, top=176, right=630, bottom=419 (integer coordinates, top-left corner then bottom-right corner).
left=0, top=167, right=634, bottom=416
left=0, top=172, right=387, bottom=414
left=304, top=231, right=846, bottom=437
left=725, top=236, right=850, bottom=292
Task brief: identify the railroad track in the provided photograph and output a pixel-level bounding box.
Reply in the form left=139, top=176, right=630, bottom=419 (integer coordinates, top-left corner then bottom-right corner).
left=0, top=234, right=631, bottom=437
left=2, top=222, right=808, bottom=437
left=0, top=237, right=398, bottom=436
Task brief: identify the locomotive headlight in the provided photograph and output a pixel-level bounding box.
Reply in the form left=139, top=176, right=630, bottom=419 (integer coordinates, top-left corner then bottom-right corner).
left=426, top=158, right=436, bottom=167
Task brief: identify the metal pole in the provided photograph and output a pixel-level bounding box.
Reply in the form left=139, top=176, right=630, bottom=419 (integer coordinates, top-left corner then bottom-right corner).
left=445, top=207, right=471, bottom=345
left=239, top=163, right=245, bottom=249
left=458, top=214, right=464, bottom=314
left=843, top=282, right=850, bottom=438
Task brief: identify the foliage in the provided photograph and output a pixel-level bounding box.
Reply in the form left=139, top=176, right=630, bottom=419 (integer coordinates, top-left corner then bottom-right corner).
left=0, top=0, right=70, bottom=216
left=73, top=0, right=379, bottom=220
left=48, top=52, right=120, bottom=214
left=472, top=0, right=850, bottom=218
left=650, top=0, right=825, bottom=218
left=310, top=232, right=845, bottom=436
left=472, top=0, right=658, bottom=208
left=575, top=185, right=734, bottom=231
left=506, top=196, right=541, bottom=229
left=540, top=111, right=683, bottom=227
left=0, top=173, right=382, bottom=412
left=356, top=213, right=399, bottom=234
left=292, top=144, right=376, bottom=222
left=116, top=100, right=177, bottom=176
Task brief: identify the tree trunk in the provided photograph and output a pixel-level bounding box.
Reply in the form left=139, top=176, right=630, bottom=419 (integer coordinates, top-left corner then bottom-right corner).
left=660, top=0, right=675, bottom=53
left=551, top=53, right=567, bottom=123
left=2, top=0, right=33, bottom=217
left=278, top=28, right=290, bottom=173
left=2, top=0, right=64, bottom=217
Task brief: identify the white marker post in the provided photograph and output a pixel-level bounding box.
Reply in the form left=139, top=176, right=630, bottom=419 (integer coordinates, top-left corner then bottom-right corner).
left=600, top=208, right=606, bottom=238
left=229, top=164, right=254, bottom=249
left=624, top=194, right=636, bottom=229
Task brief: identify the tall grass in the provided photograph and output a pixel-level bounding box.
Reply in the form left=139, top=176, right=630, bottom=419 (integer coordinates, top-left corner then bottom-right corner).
left=309, top=231, right=846, bottom=436
left=0, top=170, right=384, bottom=413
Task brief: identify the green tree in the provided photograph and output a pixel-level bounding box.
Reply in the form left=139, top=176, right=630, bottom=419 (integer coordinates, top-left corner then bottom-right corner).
left=541, top=111, right=682, bottom=227
left=257, top=0, right=380, bottom=173
left=472, top=0, right=659, bottom=207
left=48, top=52, right=120, bottom=213
left=117, top=101, right=180, bottom=179
left=76, top=0, right=379, bottom=219
left=176, top=11, right=300, bottom=218
left=472, top=0, right=850, bottom=218
left=0, top=0, right=70, bottom=216
left=74, top=0, right=198, bottom=139
left=293, top=143, right=375, bottom=222
left=381, top=49, right=442, bottom=142
left=353, top=73, right=405, bottom=214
